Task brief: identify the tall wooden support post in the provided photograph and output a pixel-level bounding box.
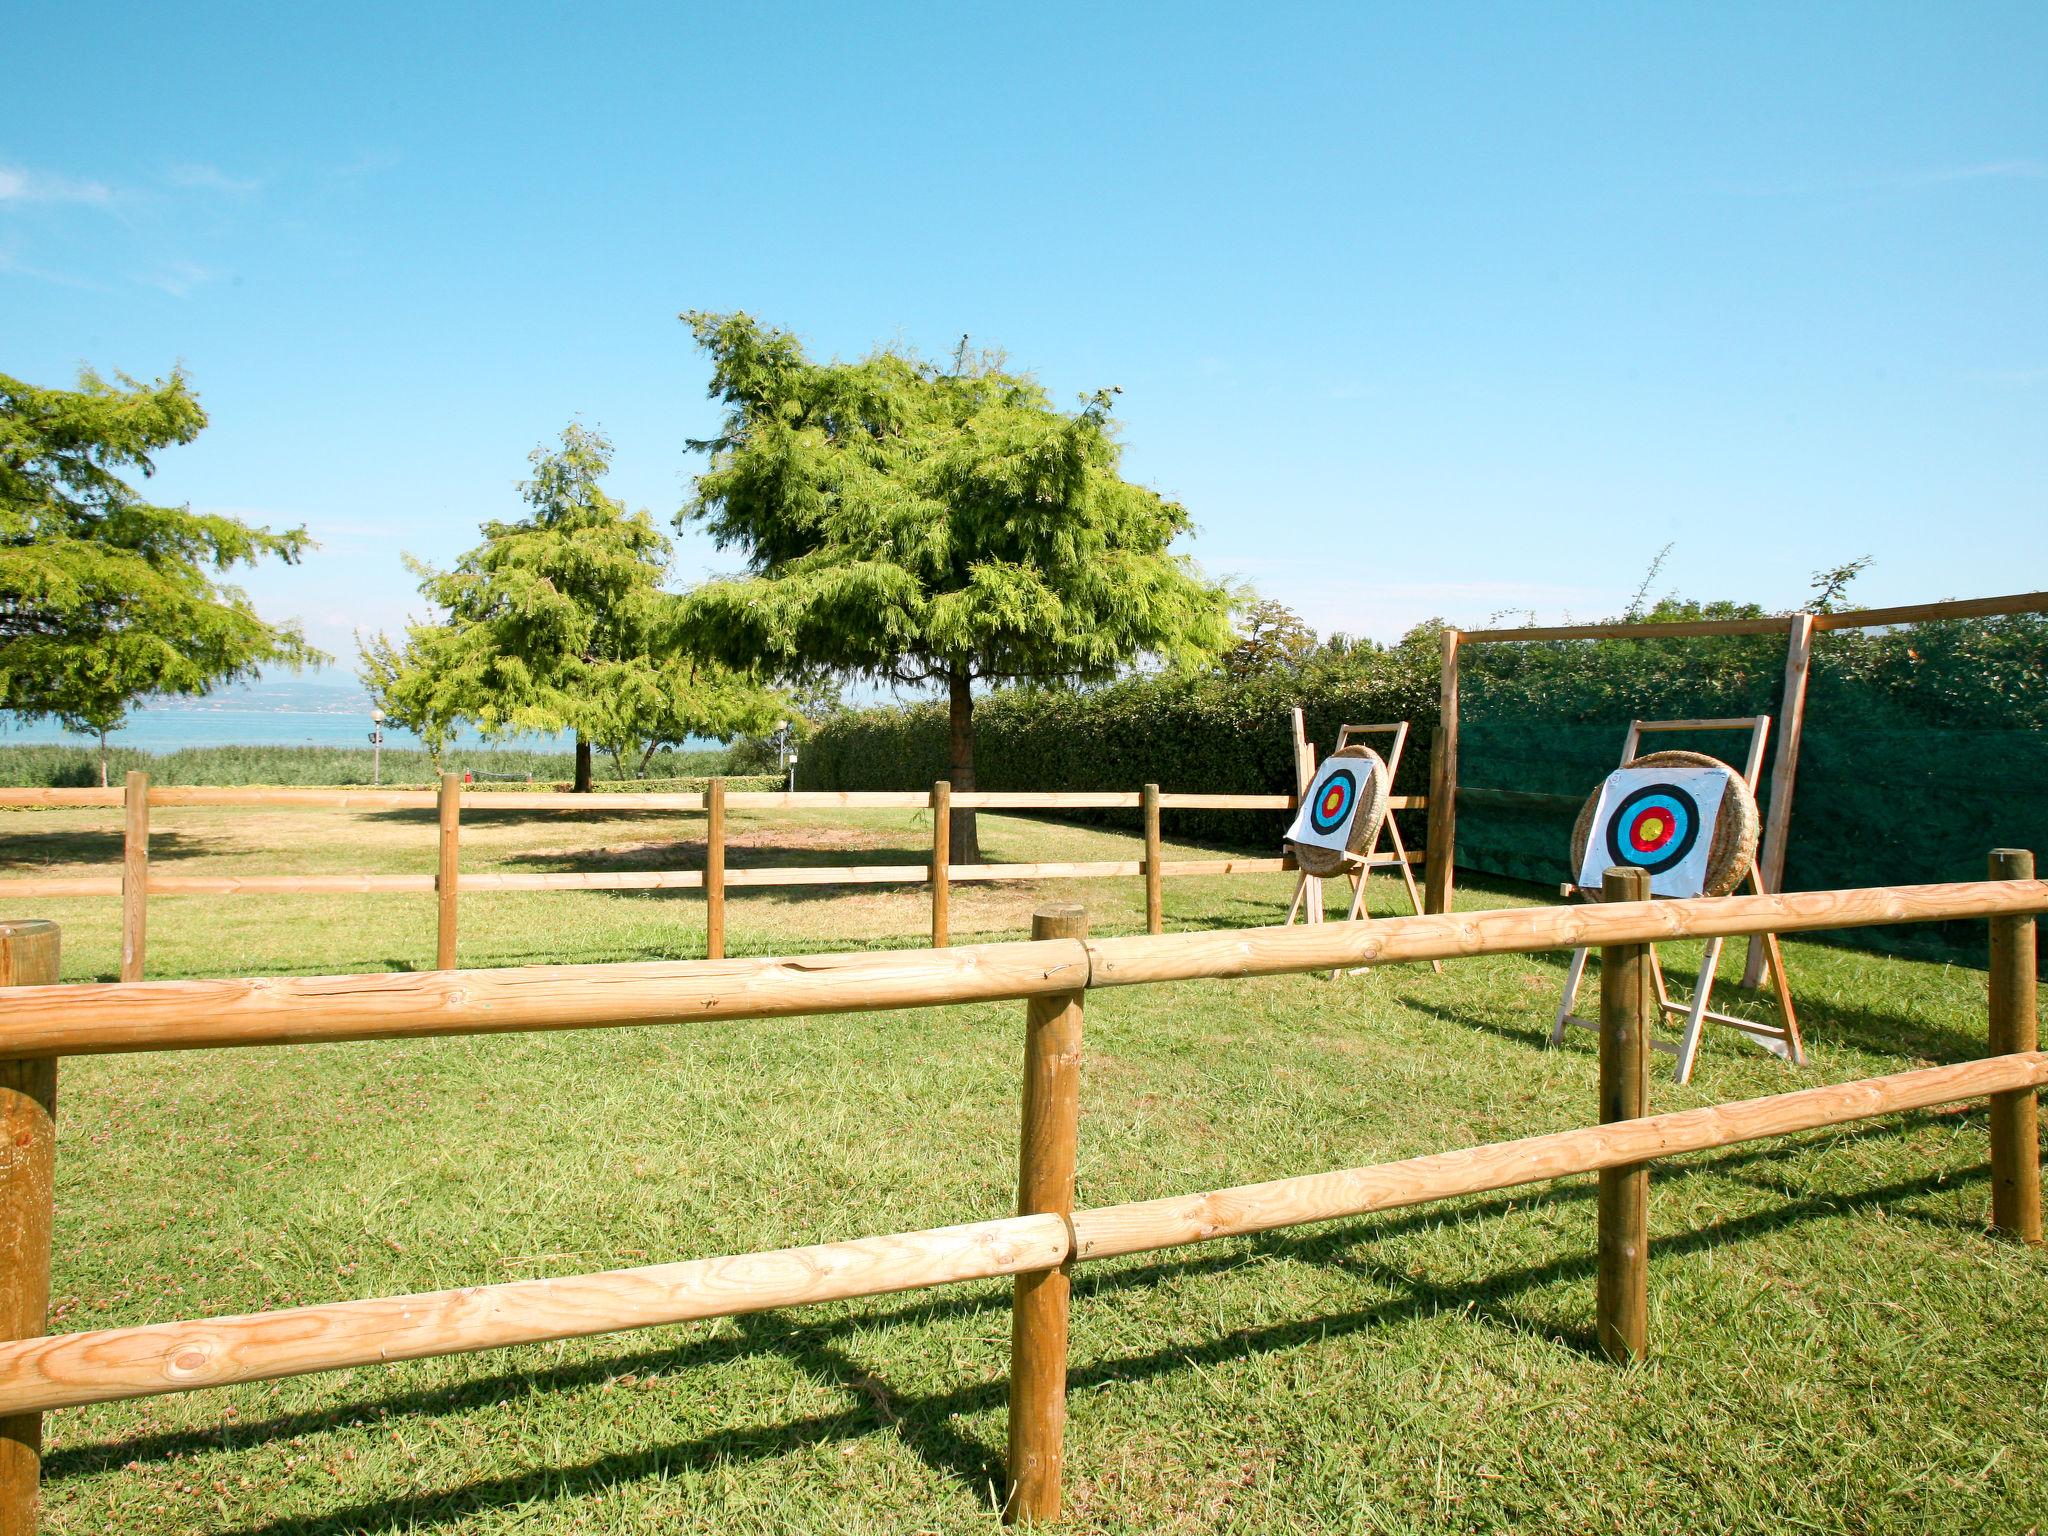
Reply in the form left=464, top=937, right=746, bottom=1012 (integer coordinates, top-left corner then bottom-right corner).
left=705, top=778, right=727, bottom=961
left=1988, top=848, right=2041, bottom=1244
left=1141, top=783, right=1163, bottom=936
left=0, top=919, right=60, bottom=1536
left=930, top=781, right=951, bottom=949
left=120, top=770, right=148, bottom=983
left=1006, top=904, right=1087, bottom=1525
left=1597, top=866, right=1652, bottom=1363
left=435, top=774, right=460, bottom=970
left=1745, top=612, right=1814, bottom=987
left=1424, top=628, right=1460, bottom=915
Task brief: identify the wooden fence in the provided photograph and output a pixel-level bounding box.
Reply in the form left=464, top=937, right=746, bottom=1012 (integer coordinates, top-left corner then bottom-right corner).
left=0, top=855, right=2039, bottom=1529
left=0, top=774, right=1417, bottom=978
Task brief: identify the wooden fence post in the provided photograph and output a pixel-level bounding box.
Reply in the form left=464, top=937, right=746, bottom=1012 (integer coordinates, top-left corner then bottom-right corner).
left=1006, top=904, right=1086, bottom=1525
left=1424, top=628, right=1460, bottom=914
left=1142, top=783, right=1162, bottom=936
left=1988, top=848, right=2041, bottom=1244
left=120, top=770, right=148, bottom=983
left=930, top=781, right=951, bottom=949
left=705, top=778, right=726, bottom=961
left=1745, top=611, right=1814, bottom=987
left=1597, top=865, right=1651, bottom=1363
left=0, top=919, right=59, bottom=1536
left=436, top=774, right=460, bottom=970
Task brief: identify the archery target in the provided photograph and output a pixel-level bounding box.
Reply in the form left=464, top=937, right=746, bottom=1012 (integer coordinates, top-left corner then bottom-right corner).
left=1574, top=765, right=1732, bottom=898
left=1285, top=747, right=1391, bottom=877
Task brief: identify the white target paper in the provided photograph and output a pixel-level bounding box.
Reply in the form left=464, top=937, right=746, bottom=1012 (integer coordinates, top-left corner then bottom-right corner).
left=1286, top=755, right=1377, bottom=856
left=1574, top=766, right=1732, bottom=898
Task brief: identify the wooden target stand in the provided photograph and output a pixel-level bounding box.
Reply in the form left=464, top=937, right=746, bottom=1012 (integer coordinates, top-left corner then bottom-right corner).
left=1549, top=715, right=1803, bottom=1082
left=1283, top=719, right=1439, bottom=974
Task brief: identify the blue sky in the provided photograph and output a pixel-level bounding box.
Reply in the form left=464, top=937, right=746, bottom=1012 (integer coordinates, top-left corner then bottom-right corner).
left=5, top=2, right=2043, bottom=685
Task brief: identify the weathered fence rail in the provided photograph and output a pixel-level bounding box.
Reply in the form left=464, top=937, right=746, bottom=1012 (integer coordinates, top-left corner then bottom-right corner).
left=0, top=775, right=1413, bottom=978
left=0, top=856, right=2038, bottom=1530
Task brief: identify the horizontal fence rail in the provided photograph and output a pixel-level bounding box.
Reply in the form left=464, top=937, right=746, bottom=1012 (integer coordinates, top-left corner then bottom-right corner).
left=0, top=1050, right=2037, bottom=1420
left=0, top=855, right=2039, bottom=1531
left=3, top=876, right=2036, bottom=1061
left=0, top=775, right=1405, bottom=976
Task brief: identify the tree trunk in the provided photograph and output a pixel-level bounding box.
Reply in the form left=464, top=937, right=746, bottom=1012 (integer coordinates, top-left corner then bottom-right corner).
left=98, top=731, right=109, bottom=789
left=574, top=733, right=593, bottom=793
left=947, top=670, right=979, bottom=865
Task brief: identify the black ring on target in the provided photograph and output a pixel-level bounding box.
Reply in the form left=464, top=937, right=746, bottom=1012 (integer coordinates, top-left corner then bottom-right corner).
left=1308, top=768, right=1359, bottom=836
left=1603, top=782, right=1702, bottom=876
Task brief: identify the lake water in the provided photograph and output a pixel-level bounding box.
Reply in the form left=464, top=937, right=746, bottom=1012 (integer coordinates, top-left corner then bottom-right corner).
left=0, top=678, right=609, bottom=755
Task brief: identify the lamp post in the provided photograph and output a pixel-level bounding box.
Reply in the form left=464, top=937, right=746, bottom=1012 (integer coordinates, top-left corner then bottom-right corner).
left=368, top=708, right=386, bottom=787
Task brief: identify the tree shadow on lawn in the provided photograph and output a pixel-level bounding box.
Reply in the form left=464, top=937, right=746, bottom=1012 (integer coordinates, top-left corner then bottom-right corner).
left=0, top=827, right=210, bottom=870
left=50, top=1119, right=1990, bottom=1533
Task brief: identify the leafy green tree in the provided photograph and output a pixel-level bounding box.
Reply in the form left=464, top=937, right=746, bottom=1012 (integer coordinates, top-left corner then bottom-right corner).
left=1224, top=597, right=1318, bottom=679
left=676, top=312, right=1233, bottom=858
left=0, top=366, right=321, bottom=784
left=361, top=424, right=782, bottom=789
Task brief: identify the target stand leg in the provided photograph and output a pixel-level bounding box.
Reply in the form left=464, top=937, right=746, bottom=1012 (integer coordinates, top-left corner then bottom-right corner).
left=1286, top=871, right=1309, bottom=926
left=1550, top=947, right=1592, bottom=1046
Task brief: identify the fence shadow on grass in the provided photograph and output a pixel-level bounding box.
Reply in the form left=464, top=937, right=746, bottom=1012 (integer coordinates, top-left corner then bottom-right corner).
left=44, top=1115, right=1986, bottom=1534
left=0, top=827, right=210, bottom=870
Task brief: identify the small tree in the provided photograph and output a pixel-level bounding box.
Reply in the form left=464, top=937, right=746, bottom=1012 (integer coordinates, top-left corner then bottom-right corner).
left=362, top=424, right=781, bottom=788
left=1224, top=597, right=1318, bottom=678
left=0, top=367, right=321, bottom=784
left=678, top=313, right=1232, bottom=859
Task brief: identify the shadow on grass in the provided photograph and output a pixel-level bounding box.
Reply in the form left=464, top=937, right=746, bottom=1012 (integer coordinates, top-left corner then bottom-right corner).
left=49, top=1115, right=1998, bottom=1533
left=0, top=828, right=210, bottom=869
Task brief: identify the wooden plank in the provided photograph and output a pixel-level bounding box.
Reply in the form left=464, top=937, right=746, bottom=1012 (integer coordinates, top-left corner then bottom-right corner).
left=1808, top=590, right=2048, bottom=632
left=121, top=772, right=149, bottom=983
left=3, top=1050, right=2032, bottom=1419
left=1068, top=1051, right=2048, bottom=1262
left=436, top=774, right=460, bottom=970
left=1461, top=615, right=1795, bottom=644
left=457, top=872, right=703, bottom=892
left=0, top=920, right=59, bottom=1533
left=948, top=861, right=1142, bottom=882
left=0, top=939, right=1095, bottom=1059
left=725, top=864, right=933, bottom=887
left=1083, top=876, right=2048, bottom=989
left=1629, top=716, right=1771, bottom=734
left=1424, top=629, right=1460, bottom=913
left=930, top=781, right=950, bottom=948
left=1155, top=793, right=1292, bottom=810
left=1156, top=858, right=1294, bottom=877
left=149, top=787, right=441, bottom=809
left=0, top=879, right=123, bottom=898
left=1006, top=908, right=1086, bottom=1523
left=0, top=1212, right=1071, bottom=1417
left=724, top=791, right=930, bottom=809
left=1989, top=849, right=2042, bottom=1244
left=1597, top=867, right=1651, bottom=1362
left=151, top=875, right=438, bottom=895
left=0, top=789, right=124, bottom=808
left=705, top=779, right=726, bottom=961
left=1746, top=613, right=1814, bottom=986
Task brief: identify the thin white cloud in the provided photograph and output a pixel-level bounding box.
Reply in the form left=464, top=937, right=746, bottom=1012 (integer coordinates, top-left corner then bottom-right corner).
left=0, top=162, right=115, bottom=207
left=137, top=259, right=218, bottom=297
left=166, top=162, right=262, bottom=195
left=0, top=244, right=107, bottom=290
left=1961, top=366, right=2048, bottom=387
left=1905, top=159, right=2045, bottom=186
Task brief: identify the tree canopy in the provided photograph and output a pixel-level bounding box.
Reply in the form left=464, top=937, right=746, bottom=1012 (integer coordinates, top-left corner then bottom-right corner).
left=0, top=366, right=321, bottom=781
left=676, top=312, right=1232, bottom=854
left=362, top=425, right=782, bottom=788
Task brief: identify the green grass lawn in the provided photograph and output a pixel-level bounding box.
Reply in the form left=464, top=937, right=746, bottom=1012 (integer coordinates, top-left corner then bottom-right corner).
left=1, top=801, right=2042, bottom=1533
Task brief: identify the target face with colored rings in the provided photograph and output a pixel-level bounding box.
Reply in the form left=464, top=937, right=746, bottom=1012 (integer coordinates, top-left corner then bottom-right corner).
left=1308, top=768, right=1359, bottom=836
left=1604, top=783, right=1702, bottom=876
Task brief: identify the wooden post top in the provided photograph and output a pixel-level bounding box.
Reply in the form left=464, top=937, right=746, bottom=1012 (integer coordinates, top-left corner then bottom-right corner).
left=1031, top=906, right=1087, bottom=941
left=0, top=921, right=58, bottom=942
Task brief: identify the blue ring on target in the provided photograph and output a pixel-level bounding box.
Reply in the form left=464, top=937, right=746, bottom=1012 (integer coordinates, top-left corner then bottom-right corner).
left=1603, top=783, right=1702, bottom=876
left=1308, top=768, right=1359, bottom=836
